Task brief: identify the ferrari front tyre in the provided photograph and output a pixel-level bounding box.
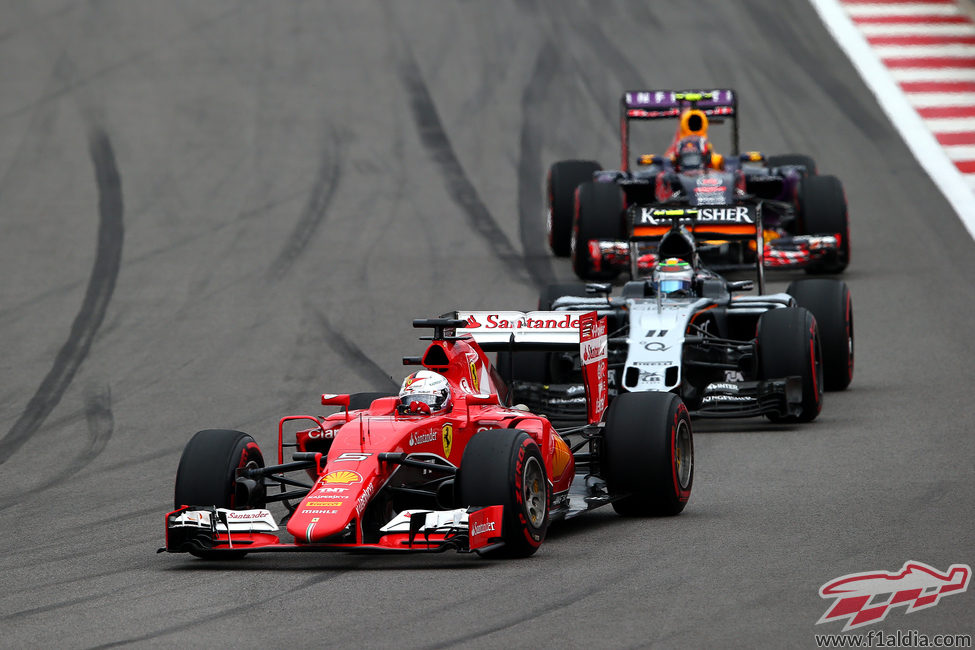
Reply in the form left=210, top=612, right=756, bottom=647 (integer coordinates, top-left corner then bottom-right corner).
left=571, top=181, right=625, bottom=281
left=787, top=279, right=854, bottom=391
left=458, top=429, right=548, bottom=558
left=603, top=392, right=693, bottom=517
left=757, top=307, right=823, bottom=422
left=174, top=429, right=266, bottom=560
left=798, top=174, right=849, bottom=274
left=767, top=154, right=818, bottom=176
left=174, top=429, right=265, bottom=509
left=548, top=160, right=601, bottom=257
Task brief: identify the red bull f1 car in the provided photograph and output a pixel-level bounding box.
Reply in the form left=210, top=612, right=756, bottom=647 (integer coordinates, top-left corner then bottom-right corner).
left=162, top=317, right=693, bottom=560
left=546, top=89, right=849, bottom=280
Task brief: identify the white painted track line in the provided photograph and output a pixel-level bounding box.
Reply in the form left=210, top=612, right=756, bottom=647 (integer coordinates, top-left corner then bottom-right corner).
left=810, top=0, right=975, bottom=240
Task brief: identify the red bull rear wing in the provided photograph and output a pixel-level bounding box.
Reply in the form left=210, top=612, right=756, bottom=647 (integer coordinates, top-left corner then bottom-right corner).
left=622, top=89, right=736, bottom=118
left=620, top=88, right=739, bottom=171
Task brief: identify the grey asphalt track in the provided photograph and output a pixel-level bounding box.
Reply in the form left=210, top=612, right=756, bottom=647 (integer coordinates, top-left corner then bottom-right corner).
left=1, top=1, right=973, bottom=648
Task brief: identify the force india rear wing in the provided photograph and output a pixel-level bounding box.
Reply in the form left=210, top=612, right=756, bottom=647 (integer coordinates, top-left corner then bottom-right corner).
left=620, top=88, right=739, bottom=170
left=455, top=311, right=608, bottom=424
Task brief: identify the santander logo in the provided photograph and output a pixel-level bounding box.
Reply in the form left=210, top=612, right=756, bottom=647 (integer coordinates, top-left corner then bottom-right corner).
left=466, top=315, right=482, bottom=328
left=472, top=521, right=496, bottom=535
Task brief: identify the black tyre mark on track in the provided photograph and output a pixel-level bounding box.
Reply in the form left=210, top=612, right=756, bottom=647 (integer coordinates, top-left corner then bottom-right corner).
left=267, top=136, right=343, bottom=281
left=0, top=384, right=114, bottom=512
left=429, top=567, right=631, bottom=648
left=400, top=49, right=537, bottom=287
left=91, top=568, right=357, bottom=648
left=0, top=130, right=123, bottom=465
left=517, top=41, right=560, bottom=288
left=315, top=310, right=398, bottom=391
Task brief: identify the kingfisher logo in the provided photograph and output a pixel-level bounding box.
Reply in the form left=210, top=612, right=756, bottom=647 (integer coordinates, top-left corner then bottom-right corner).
left=817, top=561, right=971, bottom=631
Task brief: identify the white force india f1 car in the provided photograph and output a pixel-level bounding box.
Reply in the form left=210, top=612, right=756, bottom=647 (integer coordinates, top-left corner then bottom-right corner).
left=491, top=206, right=853, bottom=426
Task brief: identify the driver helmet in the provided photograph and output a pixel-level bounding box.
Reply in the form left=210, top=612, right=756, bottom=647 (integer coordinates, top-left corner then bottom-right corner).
left=653, top=257, right=695, bottom=297
left=398, top=370, right=451, bottom=414
left=675, top=136, right=712, bottom=171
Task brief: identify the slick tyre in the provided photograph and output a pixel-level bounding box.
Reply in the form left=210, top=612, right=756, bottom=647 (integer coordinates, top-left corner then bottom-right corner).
left=571, top=181, right=624, bottom=281
left=458, top=429, right=548, bottom=558
left=798, top=174, right=849, bottom=274
left=757, top=307, right=823, bottom=422
left=767, top=154, right=818, bottom=176
left=787, top=279, right=854, bottom=391
left=174, top=429, right=266, bottom=559
left=603, top=392, right=693, bottom=516
left=548, top=160, right=601, bottom=257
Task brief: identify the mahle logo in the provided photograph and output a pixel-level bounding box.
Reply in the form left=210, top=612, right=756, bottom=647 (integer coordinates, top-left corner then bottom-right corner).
left=818, top=561, right=970, bottom=631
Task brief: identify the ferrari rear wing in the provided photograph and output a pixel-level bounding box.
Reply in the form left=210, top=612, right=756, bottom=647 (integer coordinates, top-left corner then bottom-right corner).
left=620, top=88, right=739, bottom=170
left=454, top=311, right=609, bottom=424
left=455, top=311, right=586, bottom=348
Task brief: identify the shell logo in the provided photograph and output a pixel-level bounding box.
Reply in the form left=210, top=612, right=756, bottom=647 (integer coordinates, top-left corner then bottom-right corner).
left=322, top=470, right=362, bottom=485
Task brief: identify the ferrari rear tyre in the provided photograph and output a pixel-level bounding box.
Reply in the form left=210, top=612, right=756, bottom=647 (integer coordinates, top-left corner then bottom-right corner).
left=757, top=307, right=823, bottom=422
left=571, top=181, right=624, bottom=281
left=603, top=392, right=693, bottom=516
left=548, top=160, right=601, bottom=257
left=798, top=174, right=849, bottom=274
left=767, top=154, right=817, bottom=176
left=458, top=429, right=548, bottom=558
left=174, top=429, right=266, bottom=560
left=787, top=279, right=854, bottom=391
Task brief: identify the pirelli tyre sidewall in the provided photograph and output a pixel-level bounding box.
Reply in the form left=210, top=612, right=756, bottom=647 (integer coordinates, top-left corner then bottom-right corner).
left=547, top=160, right=601, bottom=257
left=174, top=429, right=266, bottom=559
left=757, top=307, right=824, bottom=422
left=604, top=392, right=693, bottom=517
left=571, top=181, right=624, bottom=281
left=787, top=279, right=854, bottom=391
left=458, top=429, right=549, bottom=558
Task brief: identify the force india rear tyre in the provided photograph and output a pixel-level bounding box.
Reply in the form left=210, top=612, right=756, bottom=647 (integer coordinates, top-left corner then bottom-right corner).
left=603, top=392, right=693, bottom=516
left=458, top=429, right=549, bottom=558
left=174, top=429, right=266, bottom=559
left=798, top=174, right=849, bottom=274
left=787, top=279, right=854, bottom=391
left=757, top=307, right=823, bottom=422
left=571, top=181, right=625, bottom=281
left=547, top=160, right=602, bottom=257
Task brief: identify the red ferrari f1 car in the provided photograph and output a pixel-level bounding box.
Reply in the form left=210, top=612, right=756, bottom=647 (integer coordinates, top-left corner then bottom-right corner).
left=162, top=316, right=693, bottom=560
